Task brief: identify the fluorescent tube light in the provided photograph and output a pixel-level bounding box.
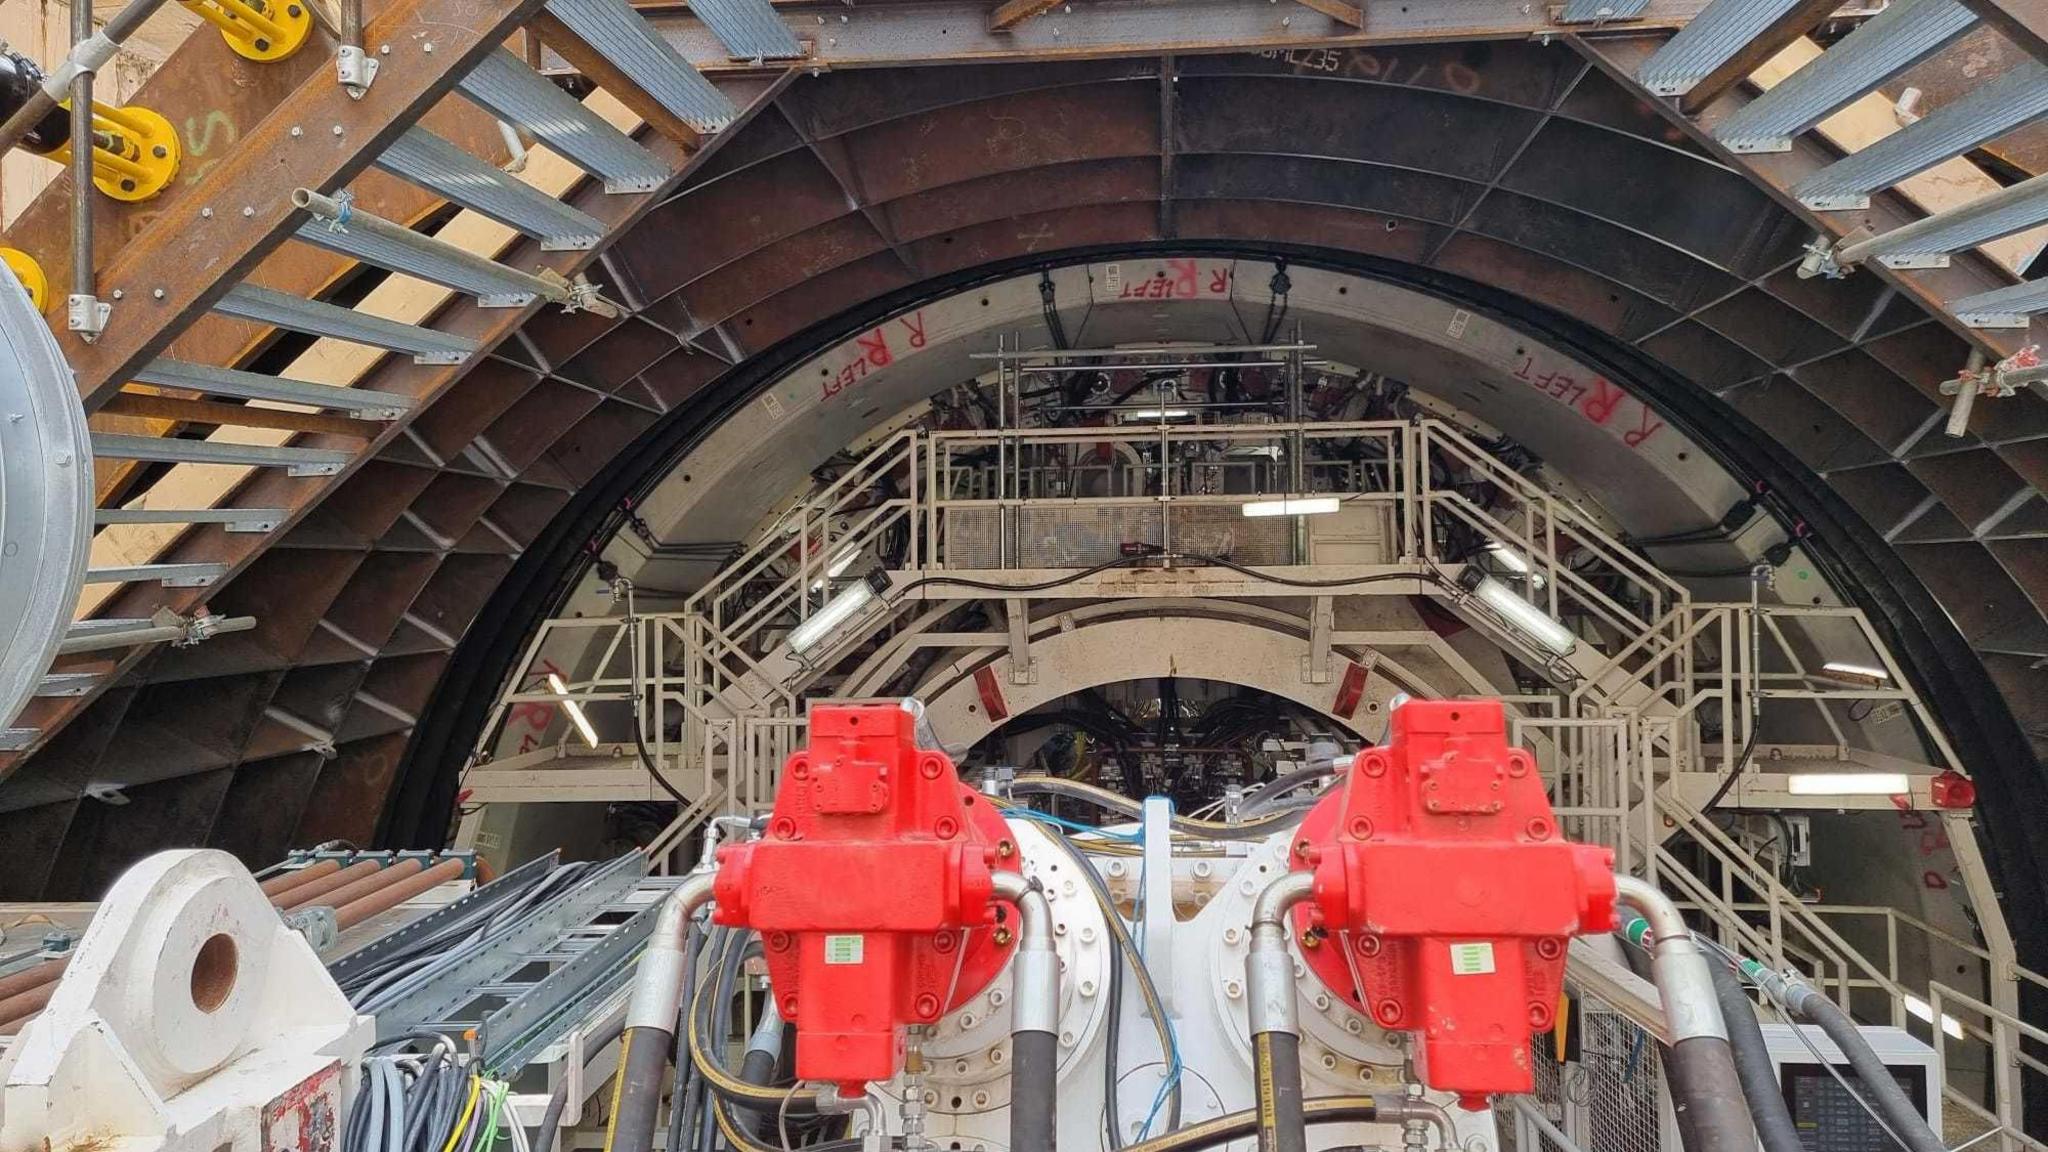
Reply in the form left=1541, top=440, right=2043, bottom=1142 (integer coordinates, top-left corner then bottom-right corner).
left=1468, top=573, right=1577, bottom=656
left=546, top=673, right=600, bottom=749
left=1903, top=993, right=1966, bottom=1040
left=809, top=545, right=861, bottom=591
left=1120, top=408, right=1193, bottom=421
left=1242, top=496, right=1341, bottom=518
left=1821, top=660, right=1890, bottom=682
left=790, top=581, right=875, bottom=653
left=1785, top=772, right=1910, bottom=796
left=1488, top=543, right=1546, bottom=587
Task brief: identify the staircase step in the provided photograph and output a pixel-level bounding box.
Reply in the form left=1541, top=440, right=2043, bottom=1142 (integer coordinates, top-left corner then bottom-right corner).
left=546, top=0, right=748, bottom=126
left=132, top=358, right=412, bottom=418
left=1793, top=59, right=2048, bottom=209
left=457, top=49, right=671, bottom=191
left=96, top=506, right=284, bottom=533
left=92, top=433, right=352, bottom=476
left=1712, top=0, right=1978, bottom=153
left=1949, top=278, right=2048, bottom=329
left=376, top=128, right=607, bottom=251
left=214, top=283, right=481, bottom=365
left=84, top=562, right=229, bottom=587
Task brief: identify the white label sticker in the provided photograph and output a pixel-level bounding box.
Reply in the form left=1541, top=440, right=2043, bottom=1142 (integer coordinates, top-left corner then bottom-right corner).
left=1104, top=263, right=1122, bottom=296
left=824, top=934, right=865, bottom=965
left=1447, top=309, right=1472, bottom=339
left=1450, top=941, right=1496, bottom=975
left=761, top=392, right=786, bottom=420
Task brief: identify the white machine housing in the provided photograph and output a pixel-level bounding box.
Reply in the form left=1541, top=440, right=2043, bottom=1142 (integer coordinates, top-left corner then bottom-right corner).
left=0, top=850, right=373, bottom=1152
left=862, top=815, right=1497, bottom=1152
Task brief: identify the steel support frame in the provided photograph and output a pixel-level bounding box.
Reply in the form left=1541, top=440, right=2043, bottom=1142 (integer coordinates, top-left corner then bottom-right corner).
left=57, top=0, right=559, bottom=411
left=1570, top=33, right=2037, bottom=360
left=0, top=74, right=799, bottom=772
left=618, top=0, right=1729, bottom=73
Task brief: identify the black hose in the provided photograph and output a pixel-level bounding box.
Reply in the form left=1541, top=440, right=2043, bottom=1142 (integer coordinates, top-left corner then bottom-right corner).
left=1793, top=988, right=1945, bottom=1152
left=533, top=1017, right=628, bottom=1152
left=1251, top=1032, right=1306, bottom=1152
left=1709, top=962, right=1804, bottom=1152
left=1125, top=1097, right=1376, bottom=1152
left=1011, top=1029, right=1058, bottom=1152
left=1664, top=1036, right=1762, bottom=1152
left=604, top=924, right=706, bottom=1152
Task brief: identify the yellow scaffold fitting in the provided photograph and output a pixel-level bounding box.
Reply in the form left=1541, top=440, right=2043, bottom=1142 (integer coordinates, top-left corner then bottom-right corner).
left=180, top=0, right=312, bottom=62
left=0, top=249, right=46, bottom=310
left=51, top=101, right=181, bottom=201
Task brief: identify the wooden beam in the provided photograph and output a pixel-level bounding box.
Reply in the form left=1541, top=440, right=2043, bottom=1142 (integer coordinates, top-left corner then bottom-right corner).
left=96, top=392, right=381, bottom=437
left=530, top=10, right=704, bottom=148
left=1750, top=38, right=2048, bottom=276
left=989, top=0, right=1060, bottom=32
left=1959, top=0, right=2048, bottom=61
left=1292, top=0, right=1365, bottom=30
left=1678, top=0, right=1841, bottom=115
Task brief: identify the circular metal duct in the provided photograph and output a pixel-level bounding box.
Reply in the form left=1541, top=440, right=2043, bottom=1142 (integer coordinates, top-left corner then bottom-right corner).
left=0, top=264, right=91, bottom=735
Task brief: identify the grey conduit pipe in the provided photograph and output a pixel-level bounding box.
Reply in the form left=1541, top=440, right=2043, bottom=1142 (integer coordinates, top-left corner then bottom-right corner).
left=992, top=872, right=1059, bottom=1152
left=739, top=998, right=783, bottom=1086
left=1246, top=872, right=1316, bottom=1152
left=1612, top=877, right=1756, bottom=1152
left=1755, top=969, right=1945, bottom=1152
left=1707, top=961, right=1804, bottom=1152
left=603, top=871, right=717, bottom=1152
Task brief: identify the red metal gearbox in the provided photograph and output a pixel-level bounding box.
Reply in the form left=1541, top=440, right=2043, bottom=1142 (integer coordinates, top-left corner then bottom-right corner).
left=1291, top=700, right=1616, bottom=1108
left=713, top=702, right=1022, bottom=1091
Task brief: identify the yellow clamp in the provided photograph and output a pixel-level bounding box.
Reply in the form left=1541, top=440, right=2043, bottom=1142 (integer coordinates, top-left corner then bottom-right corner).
left=0, top=249, right=46, bottom=310
left=180, top=0, right=312, bottom=62
left=52, top=101, right=181, bottom=202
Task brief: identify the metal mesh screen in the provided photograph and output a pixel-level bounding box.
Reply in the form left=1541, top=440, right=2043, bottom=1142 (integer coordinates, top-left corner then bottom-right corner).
left=941, top=505, right=1293, bottom=568
left=1514, top=993, right=1666, bottom=1152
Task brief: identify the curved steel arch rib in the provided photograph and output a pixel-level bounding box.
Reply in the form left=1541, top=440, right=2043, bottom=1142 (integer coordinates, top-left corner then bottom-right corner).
left=1, top=50, right=2042, bottom=1007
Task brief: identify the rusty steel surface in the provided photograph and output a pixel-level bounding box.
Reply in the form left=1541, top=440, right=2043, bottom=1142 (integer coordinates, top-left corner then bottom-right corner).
left=53, top=0, right=554, bottom=412
left=0, top=41, right=2043, bottom=910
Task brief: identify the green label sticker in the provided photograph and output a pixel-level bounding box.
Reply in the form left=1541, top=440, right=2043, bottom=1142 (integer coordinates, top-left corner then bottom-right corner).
left=824, top=934, right=865, bottom=965
left=1450, top=942, right=1496, bottom=975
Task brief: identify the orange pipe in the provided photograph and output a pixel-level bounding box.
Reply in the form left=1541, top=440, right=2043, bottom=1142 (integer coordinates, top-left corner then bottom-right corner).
left=277, top=859, right=386, bottom=910
left=309, top=859, right=425, bottom=912
left=0, top=956, right=67, bottom=1002
left=335, top=858, right=465, bottom=929
left=259, top=858, right=341, bottom=897
left=0, top=980, right=57, bottom=1030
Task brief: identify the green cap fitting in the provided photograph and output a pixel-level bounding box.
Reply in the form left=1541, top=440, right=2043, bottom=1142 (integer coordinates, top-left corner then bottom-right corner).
left=1621, top=916, right=1652, bottom=947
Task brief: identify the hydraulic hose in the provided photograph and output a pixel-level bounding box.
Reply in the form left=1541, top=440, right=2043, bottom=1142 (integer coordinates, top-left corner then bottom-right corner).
left=1707, top=960, right=1804, bottom=1152
left=1762, top=969, right=1945, bottom=1152
left=992, top=872, right=1058, bottom=1152
left=1121, top=1097, right=1378, bottom=1152
left=1246, top=872, right=1316, bottom=1152
left=1008, top=776, right=1305, bottom=840
left=1613, top=877, right=1756, bottom=1152
left=602, top=872, right=716, bottom=1152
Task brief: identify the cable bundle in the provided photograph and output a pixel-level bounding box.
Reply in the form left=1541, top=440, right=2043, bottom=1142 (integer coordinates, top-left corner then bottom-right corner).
left=347, top=1040, right=527, bottom=1152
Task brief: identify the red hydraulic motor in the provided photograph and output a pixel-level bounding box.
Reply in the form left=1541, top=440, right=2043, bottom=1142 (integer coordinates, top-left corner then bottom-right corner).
left=1290, top=700, right=1616, bottom=1108
left=712, top=701, right=1025, bottom=1092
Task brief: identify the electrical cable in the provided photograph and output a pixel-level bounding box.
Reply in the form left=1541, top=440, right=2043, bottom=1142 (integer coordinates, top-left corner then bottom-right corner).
left=1034, top=819, right=1182, bottom=1136
left=1699, top=722, right=1762, bottom=813
left=1007, top=777, right=1305, bottom=842
left=442, top=1076, right=483, bottom=1152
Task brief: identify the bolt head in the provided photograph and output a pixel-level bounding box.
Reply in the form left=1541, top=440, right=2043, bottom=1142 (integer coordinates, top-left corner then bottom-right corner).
left=151, top=288, right=165, bottom=299
left=332, top=125, right=344, bottom=136
left=242, top=206, right=255, bottom=217
left=255, top=38, right=270, bottom=50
